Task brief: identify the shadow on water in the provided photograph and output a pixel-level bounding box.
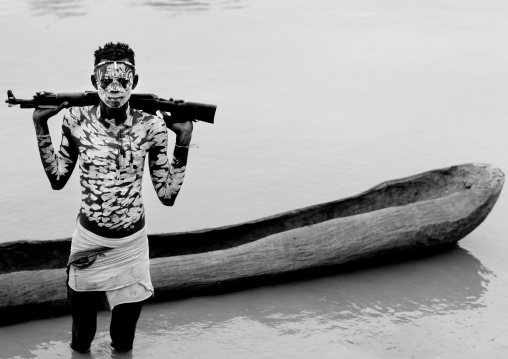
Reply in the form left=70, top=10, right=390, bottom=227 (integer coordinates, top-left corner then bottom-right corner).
left=25, top=0, right=248, bottom=18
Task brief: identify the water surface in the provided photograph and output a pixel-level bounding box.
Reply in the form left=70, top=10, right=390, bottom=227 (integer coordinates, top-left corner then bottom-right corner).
left=0, top=0, right=507, bottom=358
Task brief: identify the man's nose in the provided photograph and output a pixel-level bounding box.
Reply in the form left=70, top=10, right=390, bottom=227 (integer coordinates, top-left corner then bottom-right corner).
left=110, top=81, right=121, bottom=92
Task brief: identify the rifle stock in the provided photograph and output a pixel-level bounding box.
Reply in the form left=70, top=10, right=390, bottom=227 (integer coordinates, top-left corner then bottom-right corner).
left=5, top=90, right=216, bottom=124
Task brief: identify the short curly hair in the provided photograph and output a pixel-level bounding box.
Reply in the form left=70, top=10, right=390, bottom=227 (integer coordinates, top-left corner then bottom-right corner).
left=94, top=42, right=135, bottom=66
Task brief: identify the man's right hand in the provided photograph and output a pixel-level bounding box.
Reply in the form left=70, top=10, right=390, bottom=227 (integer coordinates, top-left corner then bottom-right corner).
left=32, top=92, right=69, bottom=135
left=32, top=91, right=69, bottom=123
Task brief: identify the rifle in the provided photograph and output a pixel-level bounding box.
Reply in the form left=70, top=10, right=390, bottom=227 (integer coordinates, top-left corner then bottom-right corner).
left=5, top=90, right=216, bottom=124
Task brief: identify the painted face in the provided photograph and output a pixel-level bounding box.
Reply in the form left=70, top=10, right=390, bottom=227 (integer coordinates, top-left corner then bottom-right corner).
left=95, top=61, right=135, bottom=108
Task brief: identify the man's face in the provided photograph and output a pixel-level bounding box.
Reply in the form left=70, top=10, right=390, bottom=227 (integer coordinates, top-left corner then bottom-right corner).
left=94, top=59, right=135, bottom=108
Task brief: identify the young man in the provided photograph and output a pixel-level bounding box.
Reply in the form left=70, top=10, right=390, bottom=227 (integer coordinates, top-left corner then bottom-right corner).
left=32, top=42, right=193, bottom=353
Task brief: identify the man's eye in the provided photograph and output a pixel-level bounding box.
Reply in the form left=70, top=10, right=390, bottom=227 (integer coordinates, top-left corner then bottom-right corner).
left=101, top=79, right=113, bottom=85
left=119, top=79, right=130, bottom=87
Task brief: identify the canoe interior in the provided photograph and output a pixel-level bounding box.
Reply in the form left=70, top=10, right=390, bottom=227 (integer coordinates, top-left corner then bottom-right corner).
left=0, top=163, right=502, bottom=274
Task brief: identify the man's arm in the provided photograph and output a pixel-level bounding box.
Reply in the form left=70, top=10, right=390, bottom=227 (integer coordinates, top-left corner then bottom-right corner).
left=148, top=116, right=193, bottom=206
left=33, top=101, right=78, bottom=190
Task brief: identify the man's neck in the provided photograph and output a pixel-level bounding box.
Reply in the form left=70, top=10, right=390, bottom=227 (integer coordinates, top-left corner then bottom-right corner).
left=99, top=101, right=129, bottom=126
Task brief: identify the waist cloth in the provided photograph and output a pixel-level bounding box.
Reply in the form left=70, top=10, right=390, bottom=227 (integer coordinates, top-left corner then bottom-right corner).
left=67, top=222, right=154, bottom=310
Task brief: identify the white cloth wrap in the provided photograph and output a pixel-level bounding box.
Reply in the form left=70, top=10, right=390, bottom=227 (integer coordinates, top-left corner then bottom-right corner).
left=68, top=222, right=153, bottom=309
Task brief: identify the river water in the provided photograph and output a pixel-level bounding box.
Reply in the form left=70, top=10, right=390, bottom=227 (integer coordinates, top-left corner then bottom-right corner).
left=0, top=0, right=507, bottom=358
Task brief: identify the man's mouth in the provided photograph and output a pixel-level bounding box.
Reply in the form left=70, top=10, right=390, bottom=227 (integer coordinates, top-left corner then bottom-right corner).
left=107, top=95, right=124, bottom=101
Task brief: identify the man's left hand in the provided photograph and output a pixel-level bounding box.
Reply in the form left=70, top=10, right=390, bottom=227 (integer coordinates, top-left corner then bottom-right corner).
left=169, top=120, right=193, bottom=146
left=157, top=99, right=194, bottom=145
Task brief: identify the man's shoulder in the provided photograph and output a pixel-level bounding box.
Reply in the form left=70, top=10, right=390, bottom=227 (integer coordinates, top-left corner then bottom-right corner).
left=63, top=106, right=86, bottom=124
left=132, top=109, right=165, bottom=127
left=63, top=106, right=100, bottom=131
left=66, top=105, right=95, bottom=119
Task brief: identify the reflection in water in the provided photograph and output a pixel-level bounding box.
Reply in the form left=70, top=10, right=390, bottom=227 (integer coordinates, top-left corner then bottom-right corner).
left=136, top=247, right=494, bottom=357
left=146, top=246, right=492, bottom=329
left=27, top=0, right=86, bottom=18
left=0, top=246, right=491, bottom=358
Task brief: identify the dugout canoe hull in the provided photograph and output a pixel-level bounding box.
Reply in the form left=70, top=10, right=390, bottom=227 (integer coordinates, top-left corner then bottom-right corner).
left=0, top=163, right=504, bottom=325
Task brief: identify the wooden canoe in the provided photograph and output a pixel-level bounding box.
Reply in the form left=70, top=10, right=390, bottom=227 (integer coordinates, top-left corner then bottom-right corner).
left=0, top=163, right=504, bottom=325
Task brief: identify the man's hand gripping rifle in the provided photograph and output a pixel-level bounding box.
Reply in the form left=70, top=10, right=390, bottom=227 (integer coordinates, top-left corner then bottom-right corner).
left=6, top=90, right=216, bottom=124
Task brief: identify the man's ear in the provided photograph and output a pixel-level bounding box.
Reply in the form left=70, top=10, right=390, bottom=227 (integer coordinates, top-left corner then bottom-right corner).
left=132, top=74, right=139, bottom=90
left=91, top=75, right=98, bottom=90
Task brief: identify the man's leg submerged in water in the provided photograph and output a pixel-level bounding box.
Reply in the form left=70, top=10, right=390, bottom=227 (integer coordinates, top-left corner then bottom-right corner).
left=69, top=288, right=101, bottom=353
left=69, top=287, right=143, bottom=353
left=110, top=301, right=143, bottom=352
